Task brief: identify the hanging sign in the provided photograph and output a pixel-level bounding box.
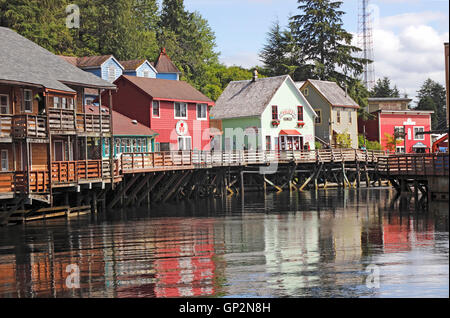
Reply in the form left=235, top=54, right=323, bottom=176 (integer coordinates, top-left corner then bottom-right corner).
left=176, top=120, right=188, bottom=136
left=279, top=109, right=296, bottom=120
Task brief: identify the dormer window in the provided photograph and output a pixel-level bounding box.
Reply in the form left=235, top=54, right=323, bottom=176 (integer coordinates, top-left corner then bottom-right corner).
left=0, top=95, right=9, bottom=114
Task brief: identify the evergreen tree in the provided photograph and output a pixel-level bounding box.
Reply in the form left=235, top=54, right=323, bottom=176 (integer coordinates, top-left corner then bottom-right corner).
left=370, top=77, right=400, bottom=98
left=415, top=78, right=447, bottom=130
left=289, top=0, right=368, bottom=83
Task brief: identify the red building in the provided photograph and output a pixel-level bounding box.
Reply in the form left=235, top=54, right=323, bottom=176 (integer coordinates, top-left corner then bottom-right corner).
left=103, top=75, right=214, bottom=151
left=359, top=98, right=434, bottom=153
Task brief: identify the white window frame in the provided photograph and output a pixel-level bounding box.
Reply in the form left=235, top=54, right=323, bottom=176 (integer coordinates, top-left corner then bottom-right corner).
left=414, top=126, right=425, bottom=141
left=178, top=136, right=192, bottom=151
left=143, top=70, right=150, bottom=78
left=396, top=146, right=405, bottom=153
left=0, top=94, right=10, bottom=114
left=196, top=103, right=207, bottom=120
left=394, top=126, right=405, bottom=140
left=152, top=100, right=160, bottom=118
left=23, top=89, right=33, bottom=113
left=1, top=149, right=8, bottom=171
left=174, top=102, right=187, bottom=119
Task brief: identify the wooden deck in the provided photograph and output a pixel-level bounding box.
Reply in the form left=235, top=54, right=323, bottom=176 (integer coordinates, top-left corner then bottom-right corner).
left=120, top=149, right=386, bottom=173
left=377, top=153, right=449, bottom=177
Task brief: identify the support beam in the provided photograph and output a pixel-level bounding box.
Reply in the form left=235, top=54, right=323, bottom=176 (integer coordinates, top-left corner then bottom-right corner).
left=163, top=171, right=192, bottom=203
left=107, top=174, right=140, bottom=209
left=123, top=173, right=153, bottom=206
left=135, top=172, right=166, bottom=206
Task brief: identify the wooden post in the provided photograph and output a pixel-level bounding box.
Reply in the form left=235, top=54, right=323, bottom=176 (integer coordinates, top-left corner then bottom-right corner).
left=108, top=89, right=115, bottom=189
left=240, top=170, right=245, bottom=197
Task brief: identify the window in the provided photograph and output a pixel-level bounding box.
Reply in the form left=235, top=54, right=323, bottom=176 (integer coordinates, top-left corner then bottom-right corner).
left=133, top=139, right=138, bottom=153
left=303, top=88, right=309, bottom=96
left=197, top=103, right=207, bottom=120
left=115, top=139, right=121, bottom=154
left=336, top=109, right=341, bottom=124
left=53, top=96, right=60, bottom=108
left=297, top=105, right=304, bottom=121
left=315, top=109, right=322, bottom=125
left=396, top=146, right=405, bottom=153
left=0, top=94, right=9, bottom=114
left=174, top=102, right=187, bottom=119
left=143, top=71, right=150, bottom=78
left=1, top=149, right=8, bottom=171
left=68, top=98, right=74, bottom=110
left=86, top=98, right=94, bottom=106
left=23, top=89, right=33, bottom=112
left=394, top=126, right=405, bottom=140
left=414, top=127, right=425, bottom=140
left=178, top=136, right=192, bottom=151
left=141, top=139, right=147, bottom=152
left=152, top=100, right=160, bottom=118
left=272, top=106, right=278, bottom=120
left=104, top=138, right=110, bottom=157
left=348, top=110, right=352, bottom=124
left=62, top=97, right=67, bottom=109
left=108, top=65, right=116, bottom=82
left=266, top=136, right=272, bottom=151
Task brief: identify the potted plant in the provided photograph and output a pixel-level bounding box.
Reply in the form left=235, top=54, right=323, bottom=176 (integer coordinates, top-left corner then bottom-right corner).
left=297, top=121, right=305, bottom=127
left=271, top=120, right=280, bottom=127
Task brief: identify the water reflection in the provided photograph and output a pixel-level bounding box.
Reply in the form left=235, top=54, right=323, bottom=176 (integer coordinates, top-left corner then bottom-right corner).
left=0, top=188, right=448, bottom=298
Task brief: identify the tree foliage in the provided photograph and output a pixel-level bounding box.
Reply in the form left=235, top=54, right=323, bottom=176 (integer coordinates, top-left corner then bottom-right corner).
left=415, top=78, right=447, bottom=130
left=370, top=77, right=400, bottom=98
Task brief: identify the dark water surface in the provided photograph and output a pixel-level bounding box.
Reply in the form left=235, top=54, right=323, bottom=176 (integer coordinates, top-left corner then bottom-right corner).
left=0, top=188, right=448, bottom=298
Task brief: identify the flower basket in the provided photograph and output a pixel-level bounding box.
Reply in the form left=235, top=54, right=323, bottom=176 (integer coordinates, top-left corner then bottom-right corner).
left=271, top=120, right=280, bottom=127
left=297, top=121, right=305, bottom=127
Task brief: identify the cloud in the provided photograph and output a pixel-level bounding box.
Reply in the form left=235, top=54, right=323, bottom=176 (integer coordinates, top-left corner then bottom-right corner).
left=370, top=11, right=449, bottom=101
left=221, top=51, right=261, bottom=68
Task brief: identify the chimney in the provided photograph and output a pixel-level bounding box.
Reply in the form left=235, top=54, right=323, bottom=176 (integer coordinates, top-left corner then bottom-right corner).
left=344, top=84, right=348, bottom=97
left=252, top=69, right=258, bottom=82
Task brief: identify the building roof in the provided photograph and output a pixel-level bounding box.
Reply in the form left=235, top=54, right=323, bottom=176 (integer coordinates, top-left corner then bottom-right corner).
left=301, top=79, right=360, bottom=108
left=211, top=75, right=315, bottom=120
left=368, top=97, right=413, bottom=102
left=154, top=48, right=181, bottom=74
left=119, top=75, right=213, bottom=104
left=294, top=81, right=305, bottom=89
left=0, top=27, right=116, bottom=92
left=377, top=109, right=434, bottom=115
left=58, top=55, right=120, bottom=69
left=120, top=59, right=146, bottom=71
left=85, top=105, right=158, bottom=136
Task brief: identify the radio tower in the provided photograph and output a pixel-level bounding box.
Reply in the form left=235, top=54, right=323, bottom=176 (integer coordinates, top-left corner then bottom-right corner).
left=358, top=0, right=375, bottom=90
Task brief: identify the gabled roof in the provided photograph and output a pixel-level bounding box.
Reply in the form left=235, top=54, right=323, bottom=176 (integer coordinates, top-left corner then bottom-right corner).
left=0, top=27, right=115, bottom=92
left=300, top=79, right=360, bottom=109
left=154, top=48, right=181, bottom=74
left=118, top=75, right=213, bottom=104
left=368, top=97, right=412, bottom=102
left=120, top=59, right=158, bottom=73
left=211, top=75, right=316, bottom=120
left=59, top=55, right=124, bottom=70
left=85, top=105, right=158, bottom=136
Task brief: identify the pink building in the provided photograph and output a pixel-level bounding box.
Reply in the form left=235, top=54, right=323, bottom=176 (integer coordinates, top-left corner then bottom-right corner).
left=359, top=98, right=433, bottom=153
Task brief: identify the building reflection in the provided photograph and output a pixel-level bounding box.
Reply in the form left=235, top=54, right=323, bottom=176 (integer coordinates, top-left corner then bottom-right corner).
left=0, top=189, right=447, bottom=298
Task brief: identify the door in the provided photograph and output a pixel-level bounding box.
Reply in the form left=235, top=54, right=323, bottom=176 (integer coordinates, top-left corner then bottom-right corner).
left=54, top=141, right=64, bottom=161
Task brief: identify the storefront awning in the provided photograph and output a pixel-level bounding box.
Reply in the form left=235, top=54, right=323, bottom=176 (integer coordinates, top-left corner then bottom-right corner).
left=279, top=130, right=301, bottom=136
left=412, top=142, right=427, bottom=148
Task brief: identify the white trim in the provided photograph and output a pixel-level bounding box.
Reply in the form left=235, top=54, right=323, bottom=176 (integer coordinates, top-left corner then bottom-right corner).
left=284, top=77, right=318, bottom=118
left=196, top=103, right=207, bottom=121
left=0, top=94, right=10, bottom=114
left=414, top=126, right=425, bottom=140
left=152, top=100, right=160, bottom=118
left=100, top=56, right=125, bottom=70
left=174, top=102, right=188, bottom=120
left=23, top=89, right=33, bottom=113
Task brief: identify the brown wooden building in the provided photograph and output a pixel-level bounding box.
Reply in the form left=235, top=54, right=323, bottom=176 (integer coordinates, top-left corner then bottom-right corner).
left=0, top=27, right=117, bottom=208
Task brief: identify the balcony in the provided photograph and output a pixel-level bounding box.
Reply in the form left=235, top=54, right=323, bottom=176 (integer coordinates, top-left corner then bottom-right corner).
left=12, top=115, right=47, bottom=139
left=0, top=115, right=12, bottom=140
left=48, top=108, right=76, bottom=134
left=76, top=113, right=111, bottom=135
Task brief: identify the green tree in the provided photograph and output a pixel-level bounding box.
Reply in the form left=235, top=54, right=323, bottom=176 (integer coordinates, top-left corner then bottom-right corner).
left=415, top=78, right=447, bottom=130
left=383, top=133, right=401, bottom=152
left=289, top=0, right=369, bottom=83
left=370, top=77, right=400, bottom=98
left=335, top=132, right=352, bottom=148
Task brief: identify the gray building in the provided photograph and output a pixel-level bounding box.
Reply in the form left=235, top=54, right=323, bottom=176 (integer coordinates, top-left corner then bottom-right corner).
left=296, top=80, right=360, bottom=149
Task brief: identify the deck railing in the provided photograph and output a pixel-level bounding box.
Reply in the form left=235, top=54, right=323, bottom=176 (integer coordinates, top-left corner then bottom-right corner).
left=0, top=115, right=12, bottom=138
left=76, top=113, right=111, bottom=134
left=377, top=153, right=449, bottom=177
left=12, top=115, right=47, bottom=138
left=48, top=108, right=76, bottom=132
left=0, top=172, right=14, bottom=193
left=120, top=149, right=387, bottom=172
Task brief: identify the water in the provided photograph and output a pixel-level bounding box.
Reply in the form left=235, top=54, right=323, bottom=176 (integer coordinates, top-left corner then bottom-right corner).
left=0, top=188, right=448, bottom=298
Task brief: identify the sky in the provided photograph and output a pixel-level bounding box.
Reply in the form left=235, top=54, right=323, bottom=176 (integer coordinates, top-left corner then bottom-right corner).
left=182, top=0, right=449, bottom=103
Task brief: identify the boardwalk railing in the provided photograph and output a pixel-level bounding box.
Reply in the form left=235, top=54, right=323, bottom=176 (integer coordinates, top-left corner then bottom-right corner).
left=121, top=149, right=386, bottom=173
left=377, top=153, right=449, bottom=177
left=48, top=108, right=76, bottom=132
